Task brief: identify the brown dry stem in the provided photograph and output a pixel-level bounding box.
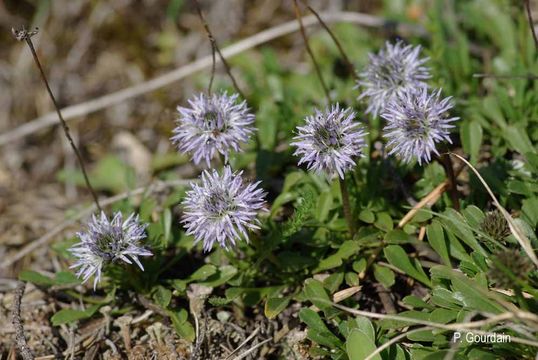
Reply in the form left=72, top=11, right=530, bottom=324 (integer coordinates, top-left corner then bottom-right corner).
left=11, top=281, right=34, bottom=360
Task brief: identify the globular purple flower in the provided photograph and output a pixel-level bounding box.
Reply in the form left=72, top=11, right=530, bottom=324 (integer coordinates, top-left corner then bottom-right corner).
left=69, top=211, right=152, bottom=289
left=181, top=166, right=267, bottom=252
left=381, top=87, right=459, bottom=165
left=291, top=105, right=368, bottom=179
left=357, top=41, right=430, bottom=117
left=171, top=92, right=256, bottom=166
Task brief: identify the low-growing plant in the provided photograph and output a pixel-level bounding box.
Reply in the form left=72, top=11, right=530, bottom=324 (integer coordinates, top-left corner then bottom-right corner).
left=9, top=0, right=538, bottom=359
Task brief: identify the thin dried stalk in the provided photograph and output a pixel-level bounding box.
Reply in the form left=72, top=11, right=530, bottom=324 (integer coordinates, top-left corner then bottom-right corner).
left=292, top=0, right=331, bottom=102
left=450, top=153, right=538, bottom=268
left=192, top=0, right=245, bottom=99
left=299, top=0, right=358, bottom=80
left=12, top=27, right=102, bottom=212
left=525, top=0, right=538, bottom=49
left=11, top=281, right=34, bottom=360
left=332, top=302, right=538, bottom=347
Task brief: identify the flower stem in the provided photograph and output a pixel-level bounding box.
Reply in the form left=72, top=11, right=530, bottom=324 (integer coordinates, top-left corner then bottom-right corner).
left=193, top=0, right=245, bottom=99
left=525, top=0, right=538, bottom=50
left=339, top=177, right=355, bottom=237
left=299, top=0, right=358, bottom=81
left=292, top=0, right=331, bottom=103
left=13, top=28, right=102, bottom=212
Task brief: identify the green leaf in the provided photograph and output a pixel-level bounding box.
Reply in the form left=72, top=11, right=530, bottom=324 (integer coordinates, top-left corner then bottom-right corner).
left=256, top=102, right=278, bottom=150
left=345, top=272, right=360, bottom=286
left=199, top=265, right=238, bottom=287
left=505, top=125, right=535, bottom=155
left=426, top=221, right=451, bottom=266
left=299, top=308, right=327, bottom=332
left=139, top=197, right=157, bottom=221
left=373, top=265, right=395, bottom=289
left=304, top=279, right=332, bottom=311
left=358, top=209, right=375, bottom=224
left=451, top=275, right=504, bottom=314
left=522, top=197, right=538, bottom=228
left=315, top=190, right=333, bottom=222
left=19, top=270, right=54, bottom=287
left=384, top=229, right=416, bottom=244
left=162, top=208, right=172, bottom=244
left=299, top=308, right=342, bottom=349
left=282, top=171, right=305, bottom=193
left=169, top=309, right=195, bottom=342
left=353, top=317, right=375, bottom=341
left=429, top=308, right=457, bottom=324
left=461, top=205, right=485, bottom=229
left=346, top=329, right=380, bottom=360
left=153, top=285, right=172, bottom=309
left=379, top=310, right=430, bottom=329
left=189, top=264, right=217, bottom=281
left=315, top=240, right=359, bottom=272
left=54, top=271, right=80, bottom=285
left=270, top=192, right=296, bottom=216
left=51, top=305, right=100, bottom=326
left=352, top=259, right=367, bottom=274
left=58, top=155, right=132, bottom=193
left=316, top=255, right=343, bottom=272
left=374, top=212, right=393, bottom=232
left=323, top=273, right=344, bottom=294
left=264, top=296, right=291, bottom=319
left=384, top=245, right=431, bottom=286
left=403, top=295, right=434, bottom=310
left=431, top=287, right=463, bottom=309
left=407, top=329, right=435, bottom=342
left=431, top=266, right=505, bottom=313
left=461, top=121, right=483, bottom=164
left=439, top=209, right=485, bottom=256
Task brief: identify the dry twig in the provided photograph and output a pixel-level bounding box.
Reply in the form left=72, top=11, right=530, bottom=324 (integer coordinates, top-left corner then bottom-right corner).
left=224, top=327, right=261, bottom=360
left=11, top=281, right=34, bottom=360
left=232, top=338, right=272, bottom=360
left=398, top=162, right=464, bottom=228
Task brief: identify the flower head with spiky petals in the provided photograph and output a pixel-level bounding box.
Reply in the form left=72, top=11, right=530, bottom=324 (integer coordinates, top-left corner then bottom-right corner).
left=171, top=92, right=256, bottom=166
left=181, top=166, right=267, bottom=252
left=291, top=105, right=368, bottom=179
left=69, top=211, right=152, bottom=289
left=381, top=87, right=459, bottom=165
left=357, top=40, right=430, bottom=117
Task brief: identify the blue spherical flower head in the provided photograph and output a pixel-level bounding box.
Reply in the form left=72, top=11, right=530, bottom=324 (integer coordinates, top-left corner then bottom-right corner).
left=357, top=40, right=430, bottom=117
left=171, top=92, right=256, bottom=166
left=382, top=87, right=459, bottom=165
left=291, top=105, right=368, bottom=179
left=181, top=166, right=267, bottom=252
left=69, top=211, right=152, bottom=290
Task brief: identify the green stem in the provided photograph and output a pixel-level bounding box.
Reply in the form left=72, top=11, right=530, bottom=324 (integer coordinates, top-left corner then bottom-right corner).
left=339, top=177, right=355, bottom=237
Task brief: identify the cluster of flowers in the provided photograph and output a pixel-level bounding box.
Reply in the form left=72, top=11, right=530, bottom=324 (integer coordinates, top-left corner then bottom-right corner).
left=69, top=40, right=459, bottom=288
